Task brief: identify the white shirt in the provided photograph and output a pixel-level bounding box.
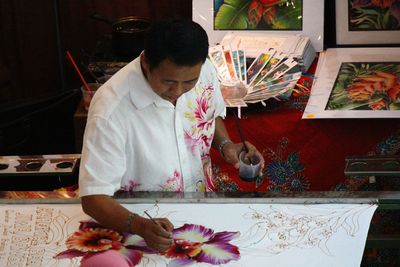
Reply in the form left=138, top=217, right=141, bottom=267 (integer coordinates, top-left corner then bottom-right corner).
left=79, top=57, right=226, bottom=196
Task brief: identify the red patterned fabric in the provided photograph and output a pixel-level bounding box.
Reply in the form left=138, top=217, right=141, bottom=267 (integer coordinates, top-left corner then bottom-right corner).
left=211, top=106, right=400, bottom=192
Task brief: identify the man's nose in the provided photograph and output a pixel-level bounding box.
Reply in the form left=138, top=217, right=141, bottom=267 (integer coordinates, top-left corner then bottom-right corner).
left=171, top=83, right=185, bottom=95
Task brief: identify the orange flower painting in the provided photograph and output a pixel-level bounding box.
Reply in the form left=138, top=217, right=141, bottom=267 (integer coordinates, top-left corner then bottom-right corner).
left=326, top=62, right=400, bottom=111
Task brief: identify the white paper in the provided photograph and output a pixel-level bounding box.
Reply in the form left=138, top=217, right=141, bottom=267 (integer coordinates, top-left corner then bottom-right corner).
left=0, top=203, right=377, bottom=267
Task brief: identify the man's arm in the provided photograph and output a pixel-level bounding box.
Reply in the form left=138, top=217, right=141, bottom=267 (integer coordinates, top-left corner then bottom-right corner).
left=81, top=195, right=174, bottom=252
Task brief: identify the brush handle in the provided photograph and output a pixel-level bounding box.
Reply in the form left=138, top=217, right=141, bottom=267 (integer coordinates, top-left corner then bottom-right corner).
left=234, top=114, right=249, bottom=153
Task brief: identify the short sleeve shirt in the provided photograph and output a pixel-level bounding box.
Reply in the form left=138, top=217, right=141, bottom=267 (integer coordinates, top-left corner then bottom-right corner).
left=79, top=57, right=226, bottom=196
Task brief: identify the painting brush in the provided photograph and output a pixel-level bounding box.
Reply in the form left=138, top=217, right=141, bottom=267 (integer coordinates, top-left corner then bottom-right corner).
left=144, top=211, right=158, bottom=224
left=234, top=115, right=249, bottom=153
left=233, top=111, right=253, bottom=165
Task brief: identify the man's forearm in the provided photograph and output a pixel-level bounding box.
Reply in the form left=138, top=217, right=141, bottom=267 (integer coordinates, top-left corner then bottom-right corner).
left=212, top=116, right=232, bottom=150
left=81, top=195, right=138, bottom=234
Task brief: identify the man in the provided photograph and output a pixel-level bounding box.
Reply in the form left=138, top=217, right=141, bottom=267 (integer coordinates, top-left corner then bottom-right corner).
left=79, top=19, right=263, bottom=252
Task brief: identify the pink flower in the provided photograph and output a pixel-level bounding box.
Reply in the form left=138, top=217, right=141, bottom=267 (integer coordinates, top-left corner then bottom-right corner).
left=54, top=220, right=152, bottom=266
left=193, top=91, right=214, bottom=131
left=120, top=180, right=141, bottom=191
left=161, top=170, right=183, bottom=192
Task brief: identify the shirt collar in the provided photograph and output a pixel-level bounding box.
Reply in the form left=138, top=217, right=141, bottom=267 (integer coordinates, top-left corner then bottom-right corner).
left=129, top=57, right=173, bottom=109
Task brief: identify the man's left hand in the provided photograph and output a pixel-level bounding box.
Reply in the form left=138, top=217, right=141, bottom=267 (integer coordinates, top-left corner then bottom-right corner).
left=222, top=141, right=264, bottom=173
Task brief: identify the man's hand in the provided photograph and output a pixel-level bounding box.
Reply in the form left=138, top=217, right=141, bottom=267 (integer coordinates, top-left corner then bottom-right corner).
left=222, top=141, right=264, bottom=174
left=132, top=216, right=174, bottom=252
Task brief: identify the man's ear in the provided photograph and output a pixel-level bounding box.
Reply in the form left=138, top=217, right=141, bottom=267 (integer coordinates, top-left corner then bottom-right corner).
left=140, top=52, right=150, bottom=73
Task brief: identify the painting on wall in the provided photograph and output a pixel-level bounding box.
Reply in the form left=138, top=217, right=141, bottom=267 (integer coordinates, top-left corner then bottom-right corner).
left=336, top=0, right=400, bottom=45
left=193, top=0, right=325, bottom=51
left=326, top=62, right=400, bottom=111
left=348, top=0, right=400, bottom=31
left=214, top=0, right=303, bottom=30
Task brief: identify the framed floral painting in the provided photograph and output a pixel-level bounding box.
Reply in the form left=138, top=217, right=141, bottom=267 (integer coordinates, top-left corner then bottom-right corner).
left=303, top=47, right=400, bottom=119
left=326, top=62, right=400, bottom=111
left=214, top=0, right=303, bottom=31
left=336, top=0, right=400, bottom=45
left=193, top=0, right=324, bottom=51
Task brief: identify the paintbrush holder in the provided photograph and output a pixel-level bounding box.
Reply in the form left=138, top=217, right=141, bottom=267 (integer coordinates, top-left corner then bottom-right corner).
left=0, top=154, right=80, bottom=191
left=238, top=151, right=261, bottom=181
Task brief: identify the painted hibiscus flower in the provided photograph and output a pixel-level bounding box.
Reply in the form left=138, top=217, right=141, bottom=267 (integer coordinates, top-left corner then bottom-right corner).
left=164, top=224, right=240, bottom=266
left=54, top=220, right=153, bottom=266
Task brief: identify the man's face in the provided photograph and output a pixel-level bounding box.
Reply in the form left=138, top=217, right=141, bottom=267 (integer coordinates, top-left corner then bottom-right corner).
left=141, top=55, right=202, bottom=104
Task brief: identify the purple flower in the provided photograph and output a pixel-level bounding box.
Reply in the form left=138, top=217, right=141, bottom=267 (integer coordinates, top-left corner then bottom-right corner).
left=164, top=224, right=241, bottom=266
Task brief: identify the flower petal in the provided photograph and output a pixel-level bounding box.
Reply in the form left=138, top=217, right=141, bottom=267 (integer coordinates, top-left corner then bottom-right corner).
left=208, top=231, right=240, bottom=243
left=194, top=242, right=240, bottom=265
left=163, top=241, right=201, bottom=259
left=123, top=234, right=146, bottom=247
left=80, top=250, right=130, bottom=267
left=79, top=220, right=103, bottom=230
left=118, top=248, right=143, bottom=266
left=173, top=224, right=214, bottom=243
left=168, top=258, right=196, bottom=267
left=66, top=228, right=123, bottom=252
left=123, top=233, right=156, bottom=253
left=53, top=249, right=86, bottom=259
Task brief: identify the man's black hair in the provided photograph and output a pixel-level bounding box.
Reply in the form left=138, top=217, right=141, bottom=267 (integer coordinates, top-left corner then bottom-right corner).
left=144, top=19, right=209, bottom=70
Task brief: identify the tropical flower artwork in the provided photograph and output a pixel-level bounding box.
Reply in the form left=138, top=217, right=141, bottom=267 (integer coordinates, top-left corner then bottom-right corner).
left=326, top=62, right=400, bottom=111
left=214, top=0, right=303, bottom=30
left=349, top=0, right=400, bottom=30
left=54, top=220, right=240, bottom=266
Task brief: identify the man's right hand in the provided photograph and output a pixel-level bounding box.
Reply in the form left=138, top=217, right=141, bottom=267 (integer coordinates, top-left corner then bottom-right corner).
left=132, top=216, right=174, bottom=252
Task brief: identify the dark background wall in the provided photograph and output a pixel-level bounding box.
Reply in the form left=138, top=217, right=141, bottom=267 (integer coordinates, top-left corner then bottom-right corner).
left=0, top=0, right=191, bottom=155
left=0, top=0, right=192, bottom=105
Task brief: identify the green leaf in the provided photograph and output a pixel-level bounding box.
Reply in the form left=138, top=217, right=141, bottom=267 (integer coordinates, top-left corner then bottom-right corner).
left=269, top=0, right=302, bottom=29
left=287, top=152, right=304, bottom=172
left=214, top=1, right=250, bottom=29
left=383, top=10, right=391, bottom=29
left=389, top=103, right=400, bottom=110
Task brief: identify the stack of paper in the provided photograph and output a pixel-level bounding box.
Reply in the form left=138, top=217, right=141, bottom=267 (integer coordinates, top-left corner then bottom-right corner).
left=220, top=32, right=316, bottom=73
left=209, top=43, right=303, bottom=107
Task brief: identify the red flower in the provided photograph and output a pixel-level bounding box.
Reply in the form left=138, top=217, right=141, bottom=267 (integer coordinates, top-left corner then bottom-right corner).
left=259, top=0, right=281, bottom=5
left=369, top=99, right=388, bottom=110
left=248, top=0, right=263, bottom=27
left=372, top=0, right=392, bottom=8
left=263, top=6, right=277, bottom=25
left=388, top=84, right=400, bottom=102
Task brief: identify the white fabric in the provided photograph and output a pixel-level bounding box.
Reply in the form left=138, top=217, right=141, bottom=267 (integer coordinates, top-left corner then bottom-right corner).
left=0, top=203, right=377, bottom=267
left=79, top=57, right=226, bottom=196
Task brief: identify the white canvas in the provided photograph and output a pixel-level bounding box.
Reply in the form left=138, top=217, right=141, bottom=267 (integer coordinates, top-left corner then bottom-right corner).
left=0, top=203, right=376, bottom=267
left=303, top=47, right=400, bottom=119
left=193, top=0, right=324, bottom=52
